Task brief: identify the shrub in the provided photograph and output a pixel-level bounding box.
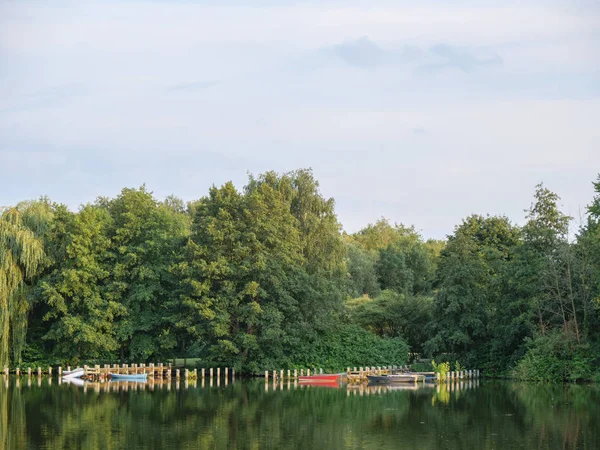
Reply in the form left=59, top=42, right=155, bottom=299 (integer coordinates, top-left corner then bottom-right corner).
left=513, top=330, right=594, bottom=382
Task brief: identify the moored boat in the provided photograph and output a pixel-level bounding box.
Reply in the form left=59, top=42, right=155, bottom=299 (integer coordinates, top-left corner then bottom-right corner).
left=367, top=373, right=427, bottom=384
left=110, top=373, right=148, bottom=381
left=298, top=373, right=342, bottom=382
left=62, top=368, right=85, bottom=379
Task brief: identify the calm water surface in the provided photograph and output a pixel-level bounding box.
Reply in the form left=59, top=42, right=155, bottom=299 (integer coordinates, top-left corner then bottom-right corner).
left=0, top=376, right=598, bottom=450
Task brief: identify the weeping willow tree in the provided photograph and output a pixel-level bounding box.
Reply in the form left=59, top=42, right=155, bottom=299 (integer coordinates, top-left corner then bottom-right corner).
left=0, top=202, right=50, bottom=367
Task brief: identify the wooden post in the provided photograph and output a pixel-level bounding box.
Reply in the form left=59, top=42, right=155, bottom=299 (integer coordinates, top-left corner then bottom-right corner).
left=265, top=371, right=269, bottom=381
left=280, top=369, right=283, bottom=380
left=16, top=368, right=21, bottom=376
left=287, top=369, right=290, bottom=379
left=217, top=367, right=220, bottom=378
left=176, top=369, right=180, bottom=379
left=58, top=366, right=62, bottom=377
left=307, top=369, right=310, bottom=376
left=48, top=367, right=52, bottom=377
left=232, top=368, right=235, bottom=379
left=201, top=368, right=205, bottom=378
left=272, top=370, right=276, bottom=381
left=437, top=373, right=441, bottom=383
left=184, top=369, right=189, bottom=379
left=300, top=369, right=304, bottom=376
left=3, top=367, right=7, bottom=377
left=210, top=368, right=214, bottom=378
left=27, top=367, right=32, bottom=377
left=225, top=367, right=229, bottom=378
left=193, top=368, right=197, bottom=379
left=293, top=369, right=297, bottom=379
left=37, top=367, right=41, bottom=377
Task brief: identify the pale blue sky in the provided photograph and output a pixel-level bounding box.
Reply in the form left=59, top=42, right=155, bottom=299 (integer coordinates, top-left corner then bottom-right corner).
left=1, top=0, right=599, bottom=238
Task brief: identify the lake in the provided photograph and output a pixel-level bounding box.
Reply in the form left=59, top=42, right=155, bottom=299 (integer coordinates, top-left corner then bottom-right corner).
left=1, top=376, right=598, bottom=449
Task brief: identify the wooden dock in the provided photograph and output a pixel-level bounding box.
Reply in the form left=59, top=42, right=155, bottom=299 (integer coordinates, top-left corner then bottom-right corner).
left=3, top=364, right=481, bottom=383
left=1, top=363, right=236, bottom=382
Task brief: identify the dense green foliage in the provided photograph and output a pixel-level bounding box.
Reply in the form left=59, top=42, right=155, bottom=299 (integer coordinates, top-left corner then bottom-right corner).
left=2, top=170, right=600, bottom=380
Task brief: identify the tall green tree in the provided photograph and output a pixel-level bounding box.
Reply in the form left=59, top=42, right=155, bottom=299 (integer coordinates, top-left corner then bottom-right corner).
left=40, top=205, right=125, bottom=361
left=522, top=184, right=578, bottom=339
left=0, top=201, right=50, bottom=366
left=104, top=187, right=189, bottom=361
left=425, top=215, right=520, bottom=364
left=577, top=174, right=600, bottom=341
left=178, top=171, right=347, bottom=372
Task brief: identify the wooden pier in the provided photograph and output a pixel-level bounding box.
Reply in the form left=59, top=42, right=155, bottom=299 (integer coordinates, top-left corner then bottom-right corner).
left=3, top=364, right=481, bottom=383
left=1, top=364, right=235, bottom=382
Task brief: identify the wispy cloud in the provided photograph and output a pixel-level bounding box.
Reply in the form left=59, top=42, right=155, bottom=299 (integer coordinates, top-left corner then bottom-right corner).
left=416, top=44, right=503, bottom=74
left=330, top=38, right=501, bottom=75
left=412, top=127, right=430, bottom=136
left=331, top=36, right=423, bottom=68
left=333, top=36, right=385, bottom=68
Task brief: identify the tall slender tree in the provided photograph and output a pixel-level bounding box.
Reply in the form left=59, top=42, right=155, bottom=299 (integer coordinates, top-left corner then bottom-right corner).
left=0, top=201, right=50, bottom=366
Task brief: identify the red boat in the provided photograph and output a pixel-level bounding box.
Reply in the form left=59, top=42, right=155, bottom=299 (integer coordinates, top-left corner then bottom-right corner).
left=297, top=373, right=342, bottom=382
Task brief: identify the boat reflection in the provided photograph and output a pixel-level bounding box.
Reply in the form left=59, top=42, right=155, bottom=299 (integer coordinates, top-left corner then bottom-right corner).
left=3, top=374, right=480, bottom=396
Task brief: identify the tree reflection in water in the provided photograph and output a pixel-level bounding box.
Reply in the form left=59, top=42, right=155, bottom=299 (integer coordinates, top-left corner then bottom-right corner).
left=0, top=376, right=598, bottom=450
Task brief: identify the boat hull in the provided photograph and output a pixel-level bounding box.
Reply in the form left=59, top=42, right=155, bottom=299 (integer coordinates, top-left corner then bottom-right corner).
left=62, top=368, right=85, bottom=379
left=297, top=374, right=341, bottom=382
left=110, top=373, right=148, bottom=381
left=367, top=374, right=426, bottom=384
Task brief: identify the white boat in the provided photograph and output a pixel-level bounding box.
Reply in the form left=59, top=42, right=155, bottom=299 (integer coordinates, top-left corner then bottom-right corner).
left=109, top=373, right=148, bottom=381
left=62, top=368, right=85, bottom=379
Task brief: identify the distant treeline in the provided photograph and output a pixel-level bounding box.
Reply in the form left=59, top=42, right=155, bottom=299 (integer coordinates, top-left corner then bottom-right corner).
left=1, top=169, right=600, bottom=380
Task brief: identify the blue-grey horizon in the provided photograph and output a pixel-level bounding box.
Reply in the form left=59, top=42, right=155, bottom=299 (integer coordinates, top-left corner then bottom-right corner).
left=1, top=0, right=599, bottom=239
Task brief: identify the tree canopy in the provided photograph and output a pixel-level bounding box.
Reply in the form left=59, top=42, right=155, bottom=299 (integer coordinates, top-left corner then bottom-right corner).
left=2, top=169, right=600, bottom=380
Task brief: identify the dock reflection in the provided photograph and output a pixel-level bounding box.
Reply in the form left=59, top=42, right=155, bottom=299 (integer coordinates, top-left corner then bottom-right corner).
left=3, top=374, right=480, bottom=396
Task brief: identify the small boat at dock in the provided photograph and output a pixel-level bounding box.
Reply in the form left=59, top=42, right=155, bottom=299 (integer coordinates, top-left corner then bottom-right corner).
left=298, top=373, right=342, bottom=382
left=109, top=373, right=148, bottom=381
left=62, top=368, right=85, bottom=379
left=367, top=373, right=428, bottom=384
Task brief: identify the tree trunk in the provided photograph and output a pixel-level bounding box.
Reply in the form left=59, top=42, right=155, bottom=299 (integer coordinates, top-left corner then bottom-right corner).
left=566, top=257, right=581, bottom=344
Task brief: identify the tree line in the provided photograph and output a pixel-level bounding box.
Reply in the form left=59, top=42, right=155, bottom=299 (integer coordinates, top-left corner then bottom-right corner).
left=1, top=169, right=599, bottom=380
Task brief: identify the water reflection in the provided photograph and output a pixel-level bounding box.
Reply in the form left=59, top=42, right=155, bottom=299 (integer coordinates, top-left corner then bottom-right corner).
left=0, top=375, right=598, bottom=450
left=3, top=376, right=480, bottom=396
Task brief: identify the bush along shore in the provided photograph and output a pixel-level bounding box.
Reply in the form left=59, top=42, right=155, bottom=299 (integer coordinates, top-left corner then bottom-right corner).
left=2, top=169, right=600, bottom=382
